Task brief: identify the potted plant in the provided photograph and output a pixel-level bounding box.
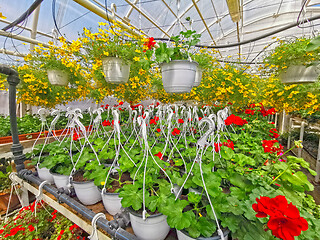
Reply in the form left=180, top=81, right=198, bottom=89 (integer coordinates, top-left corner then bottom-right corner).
left=155, top=30, right=201, bottom=93
left=264, top=37, right=320, bottom=84
left=81, top=23, right=152, bottom=85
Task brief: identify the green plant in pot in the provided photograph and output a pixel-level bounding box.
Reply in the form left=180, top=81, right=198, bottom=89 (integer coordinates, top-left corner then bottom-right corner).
left=155, top=30, right=201, bottom=93
left=191, top=49, right=214, bottom=87
left=263, top=37, right=320, bottom=84
left=81, top=22, right=152, bottom=85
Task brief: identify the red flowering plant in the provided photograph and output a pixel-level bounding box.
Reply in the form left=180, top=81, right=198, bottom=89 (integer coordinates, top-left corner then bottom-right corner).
left=0, top=201, right=85, bottom=239
left=253, top=195, right=308, bottom=240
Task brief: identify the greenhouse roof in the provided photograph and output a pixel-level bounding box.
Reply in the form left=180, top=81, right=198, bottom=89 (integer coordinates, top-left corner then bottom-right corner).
left=1, top=0, right=320, bottom=64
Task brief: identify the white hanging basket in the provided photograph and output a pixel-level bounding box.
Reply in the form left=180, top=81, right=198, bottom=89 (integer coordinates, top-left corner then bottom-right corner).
left=51, top=171, right=69, bottom=190
left=101, top=190, right=122, bottom=215
left=160, top=60, right=198, bottom=93
left=280, top=65, right=319, bottom=84
left=177, top=229, right=230, bottom=240
left=71, top=180, right=102, bottom=205
left=193, top=67, right=203, bottom=87
left=37, top=166, right=54, bottom=184
left=47, top=69, right=69, bottom=86
left=128, top=208, right=170, bottom=240
left=102, top=57, right=131, bottom=84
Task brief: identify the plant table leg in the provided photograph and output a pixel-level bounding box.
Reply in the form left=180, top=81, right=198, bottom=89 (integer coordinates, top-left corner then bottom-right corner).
left=20, top=187, right=29, bottom=207
left=298, top=122, right=305, bottom=158
left=315, top=138, right=320, bottom=183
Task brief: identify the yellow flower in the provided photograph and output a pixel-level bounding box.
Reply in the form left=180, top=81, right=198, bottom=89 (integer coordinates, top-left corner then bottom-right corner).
left=101, top=181, right=105, bottom=185
left=103, top=51, right=109, bottom=56
left=133, top=57, right=140, bottom=61
left=135, top=49, right=141, bottom=53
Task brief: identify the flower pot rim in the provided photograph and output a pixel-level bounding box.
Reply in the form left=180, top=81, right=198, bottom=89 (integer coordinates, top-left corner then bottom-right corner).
left=127, top=207, right=163, bottom=218
left=102, top=57, right=131, bottom=65
left=160, top=60, right=199, bottom=67
left=70, top=179, right=94, bottom=184
left=100, top=188, right=120, bottom=196
left=49, top=170, right=69, bottom=177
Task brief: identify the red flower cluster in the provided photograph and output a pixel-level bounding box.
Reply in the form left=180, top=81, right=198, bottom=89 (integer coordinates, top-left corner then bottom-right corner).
left=259, top=104, right=276, bottom=117
left=214, top=140, right=234, bottom=152
left=245, top=109, right=255, bottom=115
left=172, top=128, right=181, bottom=136
left=269, top=128, right=279, bottom=138
left=130, top=103, right=142, bottom=110
left=73, top=132, right=80, bottom=141
left=154, top=152, right=163, bottom=160
left=262, top=140, right=283, bottom=155
left=178, top=118, right=184, bottom=124
left=102, top=120, right=111, bottom=126
left=224, top=114, right=248, bottom=126
left=143, top=37, right=156, bottom=52
left=156, top=128, right=161, bottom=133
left=252, top=195, right=308, bottom=240
left=50, top=209, right=58, bottom=222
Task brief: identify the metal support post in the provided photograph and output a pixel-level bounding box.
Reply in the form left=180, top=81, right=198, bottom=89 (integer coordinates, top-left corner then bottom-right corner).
left=287, top=118, right=292, bottom=149
left=315, top=137, right=320, bottom=183
left=298, top=122, right=305, bottom=158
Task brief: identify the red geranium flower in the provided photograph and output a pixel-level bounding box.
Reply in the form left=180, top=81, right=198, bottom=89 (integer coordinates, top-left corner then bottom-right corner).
left=154, top=152, right=163, bottom=160
left=72, top=132, right=80, bottom=141
left=149, top=119, right=157, bottom=125
left=154, top=116, right=160, bottom=121
left=119, top=101, right=124, bottom=105
left=223, top=140, right=234, bottom=150
left=224, top=114, right=248, bottom=126
left=156, top=128, right=161, bottom=133
left=172, top=128, right=181, bottom=136
left=262, top=140, right=283, bottom=155
left=178, top=119, right=184, bottom=124
left=214, top=143, right=222, bottom=152
left=28, top=225, right=35, bottom=232
left=269, top=128, right=279, bottom=138
left=245, top=109, right=255, bottom=115
left=143, top=37, right=156, bottom=52
left=253, top=195, right=308, bottom=240
left=198, top=117, right=203, bottom=121
left=102, top=120, right=111, bottom=126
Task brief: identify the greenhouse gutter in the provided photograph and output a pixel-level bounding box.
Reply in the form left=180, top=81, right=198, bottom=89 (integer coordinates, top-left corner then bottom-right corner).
left=0, top=64, right=138, bottom=240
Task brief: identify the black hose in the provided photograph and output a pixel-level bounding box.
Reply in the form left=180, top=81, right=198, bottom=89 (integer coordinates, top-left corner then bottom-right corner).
left=2, top=0, right=44, bottom=31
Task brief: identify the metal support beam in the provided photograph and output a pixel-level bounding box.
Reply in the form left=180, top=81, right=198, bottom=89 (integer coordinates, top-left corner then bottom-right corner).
left=0, top=30, right=50, bottom=48
left=72, top=0, right=142, bottom=37
left=0, top=18, right=52, bottom=39
left=164, top=0, right=199, bottom=37
left=30, top=4, right=41, bottom=51
left=123, top=0, right=170, bottom=37
left=160, top=0, right=187, bottom=31
left=125, top=0, right=139, bottom=19
left=191, top=0, right=217, bottom=46
left=0, top=49, right=26, bottom=57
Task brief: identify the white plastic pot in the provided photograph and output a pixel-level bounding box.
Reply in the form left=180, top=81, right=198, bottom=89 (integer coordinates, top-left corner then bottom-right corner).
left=280, top=65, right=319, bottom=84
left=102, top=57, right=130, bottom=84
left=101, top=190, right=122, bottom=215
left=177, top=229, right=230, bottom=240
left=37, top=166, right=54, bottom=184
left=128, top=208, right=170, bottom=240
left=47, top=70, right=69, bottom=86
left=160, top=60, right=198, bottom=93
left=51, top=172, right=69, bottom=190
left=193, top=67, right=203, bottom=87
left=71, top=180, right=102, bottom=205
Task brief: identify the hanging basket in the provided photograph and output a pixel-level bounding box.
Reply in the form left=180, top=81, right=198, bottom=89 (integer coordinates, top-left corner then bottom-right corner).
left=128, top=208, right=170, bottom=240
left=71, top=179, right=102, bottom=205
left=37, top=166, right=54, bottom=184
left=102, top=57, right=130, bottom=84
left=101, top=190, right=122, bottom=215
left=160, top=60, right=198, bottom=93
left=193, top=67, right=203, bottom=87
left=47, top=70, right=69, bottom=86
left=50, top=171, right=69, bottom=190
left=280, top=65, right=319, bottom=84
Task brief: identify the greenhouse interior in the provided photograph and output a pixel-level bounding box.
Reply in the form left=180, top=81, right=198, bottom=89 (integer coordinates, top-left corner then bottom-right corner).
left=1, top=0, right=320, bottom=240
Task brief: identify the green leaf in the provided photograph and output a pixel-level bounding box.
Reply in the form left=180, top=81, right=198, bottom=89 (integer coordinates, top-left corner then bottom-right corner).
left=306, top=36, right=320, bottom=51
left=187, top=192, right=202, bottom=204
left=119, top=184, right=143, bottom=211
left=220, top=146, right=234, bottom=160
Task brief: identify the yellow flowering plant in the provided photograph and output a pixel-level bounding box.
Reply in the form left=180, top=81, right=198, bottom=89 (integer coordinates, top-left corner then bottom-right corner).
left=264, top=37, right=320, bottom=75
